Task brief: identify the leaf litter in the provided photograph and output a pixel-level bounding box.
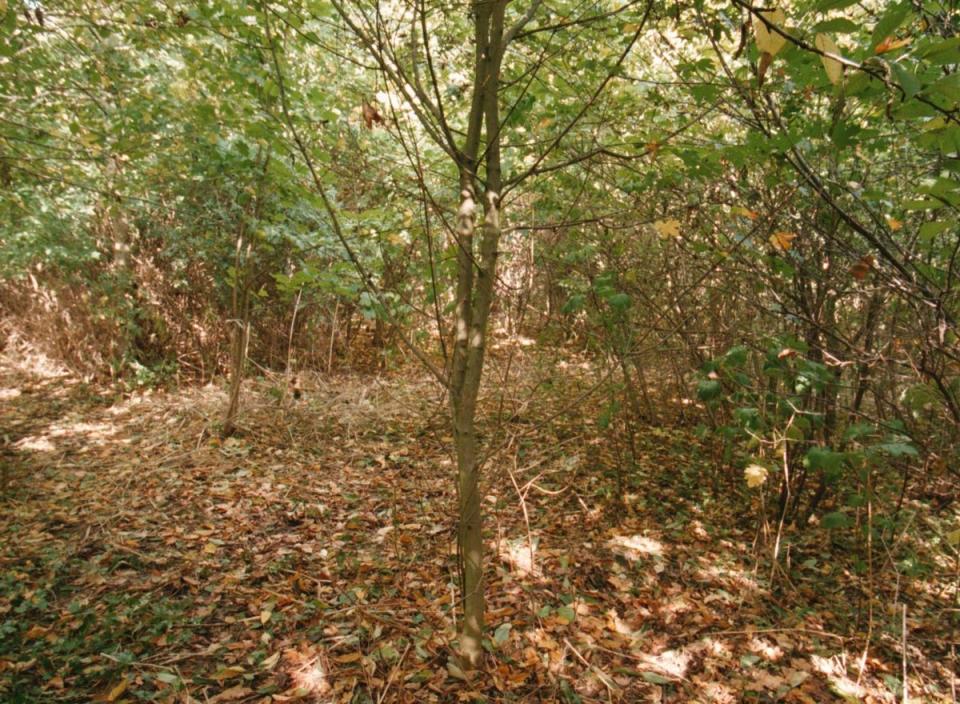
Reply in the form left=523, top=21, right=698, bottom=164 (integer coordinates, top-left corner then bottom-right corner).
left=0, top=345, right=956, bottom=703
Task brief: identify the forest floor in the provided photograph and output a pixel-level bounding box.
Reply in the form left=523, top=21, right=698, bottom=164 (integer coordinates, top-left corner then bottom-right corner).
left=0, top=344, right=956, bottom=703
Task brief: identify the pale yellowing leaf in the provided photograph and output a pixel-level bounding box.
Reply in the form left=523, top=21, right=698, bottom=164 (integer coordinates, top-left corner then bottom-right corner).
left=261, top=651, right=281, bottom=670
left=753, top=9, right=787, bottom=57
left=744, top=464, right=769, bottom=489
left=654, top=219, right=681, bottom=239
left=106, top=679, right=128, bottom=702
left=815, top=34, right=843, bottom=85
left=946, top=528, right=960, bottom=548
left=770, top=231, right=796, bottom=251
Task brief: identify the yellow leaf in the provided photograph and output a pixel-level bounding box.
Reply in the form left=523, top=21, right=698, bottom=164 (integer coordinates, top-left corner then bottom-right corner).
left=744, top=464, right=769, bottom=489
left=732, top=206, right=759, bottom=220
left=260, top=651, right=281, bottom=670
left=769, top=231, right=796, bottom=251
left=211, top=666, right=245, bottom=681
left=815, top=34, right=843, bottom=85
left=653, top=219, right=681, bottom=239
left=886, top=217, right=903, bottom=231
left=106, top=679, right=128, bottom=702
left=753, top=9, right=787, bottom=57
left=946, top=529, right=960, bottom=547
left=203, top=542, right=218, bottom=554
left=260, top=609, right=272, bottom=625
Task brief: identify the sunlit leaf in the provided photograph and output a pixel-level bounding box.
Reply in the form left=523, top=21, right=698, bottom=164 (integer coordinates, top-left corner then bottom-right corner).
left=815, top=34, right=843, bottom=85
left=744, top=463, right=769, bottom=488
left=753, top=9, right=788, bottom=56
left=653, top=219, right=681, bottom=239
left=769, top=231, right=797, bottom=251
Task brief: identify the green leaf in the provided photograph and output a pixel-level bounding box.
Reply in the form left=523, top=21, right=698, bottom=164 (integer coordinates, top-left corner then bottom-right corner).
left=642, top=671, right=673, bottom=685
left=890, top=62, right=921, bottom=100
left=875, top=442, right=918, bottom=457
left=493, top=622, right=512, bottom=647
left=723, top=345, right=749, bottom=367
left=921, top=37, right=960, bottom=65
left=822, top=511, right=851, bottom=530
left=814, top=0, right=860, bottom=11
left=918, top=220, right=952, bottom=240
left=562, top=294, right=586, bottom=314
left=870, top=2, right=912, bottom=51
left=606, top=292, right=631, bottom=310
left=812, top=18, right=859, bottom=33
left=697, top=379, right=723, bottom=402
left=805, top=447, right=846, bottom=482
left=555, top=606, right=576, bottom=624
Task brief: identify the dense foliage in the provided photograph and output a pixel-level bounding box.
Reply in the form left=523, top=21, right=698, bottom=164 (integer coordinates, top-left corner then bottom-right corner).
left=2, top=0, right=959, bottom=699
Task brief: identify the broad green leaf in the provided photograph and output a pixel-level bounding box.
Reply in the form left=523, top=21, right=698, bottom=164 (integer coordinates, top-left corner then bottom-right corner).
left=493, top=622, right=512, bottom=646
left=822, top=511, right=851, bottom=530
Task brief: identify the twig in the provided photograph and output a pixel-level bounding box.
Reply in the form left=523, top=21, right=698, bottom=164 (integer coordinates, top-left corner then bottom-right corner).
left=563, top=638, right=618, bottom=695
left=704, top=627, right=846, bottom=642
left=902, top=603, right=909, bottom=704
left=376, top=643, right=411, bottom=704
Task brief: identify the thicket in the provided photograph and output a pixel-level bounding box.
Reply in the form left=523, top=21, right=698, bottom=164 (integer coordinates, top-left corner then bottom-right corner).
left=2, top=0, right=959, bottom=673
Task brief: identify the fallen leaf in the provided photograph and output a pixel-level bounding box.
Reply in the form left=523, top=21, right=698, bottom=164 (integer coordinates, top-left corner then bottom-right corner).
left=211, top=665, right=245, bottom=681
left=333, top=652, right=363, bottom=664
left=105, top=679, right=128, bottom=702
left=209, top=685, right=253, bottom=703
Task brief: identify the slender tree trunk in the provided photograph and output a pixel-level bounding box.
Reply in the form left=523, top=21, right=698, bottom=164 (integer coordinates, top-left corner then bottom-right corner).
left=222, top=238, right=251, bottom=439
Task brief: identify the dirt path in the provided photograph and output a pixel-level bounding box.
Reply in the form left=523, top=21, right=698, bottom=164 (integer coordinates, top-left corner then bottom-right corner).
left=0, top=350, right=952, bottom=702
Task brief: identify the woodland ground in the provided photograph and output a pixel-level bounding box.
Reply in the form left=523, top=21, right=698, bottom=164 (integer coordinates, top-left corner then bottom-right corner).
left=0, top=343, right=956, bottom=703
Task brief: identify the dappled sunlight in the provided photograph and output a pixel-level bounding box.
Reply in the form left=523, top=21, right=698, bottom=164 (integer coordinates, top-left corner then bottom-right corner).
left=747, top=636, right=784, bottom=662
left=498, top=536, right=542, bottom=578
left=14, top=420, right=120, bottom=454
left=810, top=653, right=866, bottom=699
left=607, top=533, right=665, bottom=560
left=0, top=387, right=21, bottom=401
left=13, top=435, right=56, bottom=453
left=694, top=561, right=762, bottom=595
left=283, top=647, right=333, bottom=701
left=636, top=647, right=691, bottom=679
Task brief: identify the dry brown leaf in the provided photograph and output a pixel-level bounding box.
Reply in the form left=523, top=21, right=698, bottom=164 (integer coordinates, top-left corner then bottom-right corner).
left=875, top=35, right=912, bottom=54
